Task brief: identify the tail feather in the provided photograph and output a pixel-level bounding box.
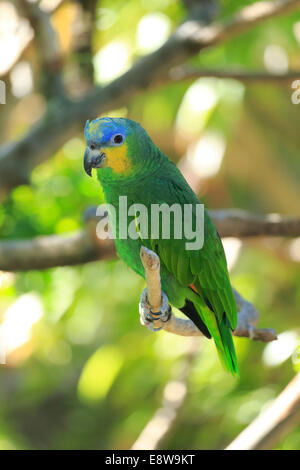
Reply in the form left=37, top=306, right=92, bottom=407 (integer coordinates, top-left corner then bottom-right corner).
left=216, top=315, right=239, bottom=376
left=185, top=288, right=239, bottom=376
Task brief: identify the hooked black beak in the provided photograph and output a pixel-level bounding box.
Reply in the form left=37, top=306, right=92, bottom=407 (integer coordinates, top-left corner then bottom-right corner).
left=84, top=148, right=106, bottom=176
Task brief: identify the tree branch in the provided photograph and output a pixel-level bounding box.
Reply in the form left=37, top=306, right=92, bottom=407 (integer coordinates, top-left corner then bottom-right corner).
left=17, top=0, right=65, bottom=99
left=69, top=0, right=98, bottom=95
left=139, top=246, right=277, bottom=342
left=1, top=0, right=299, bottom=196
left=168, top=66, right=300, bottom=85
left=0, top=228, right=116, bottom=271
left=210, top=209, right=300, bottom=238
left=0, top=209, right=299, bottom=272
left=0, top=0, right=65, bottom=77
left=182, top=0, right=219, bottom=22
left=226, top=372, right=300, bottom=450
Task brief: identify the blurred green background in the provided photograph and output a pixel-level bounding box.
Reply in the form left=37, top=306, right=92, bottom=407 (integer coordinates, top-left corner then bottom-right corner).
left=0, top=0, right=300, bottom=450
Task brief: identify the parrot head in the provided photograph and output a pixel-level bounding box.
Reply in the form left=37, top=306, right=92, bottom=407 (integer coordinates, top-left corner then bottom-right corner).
left=83, top=117, right=159, bottom=181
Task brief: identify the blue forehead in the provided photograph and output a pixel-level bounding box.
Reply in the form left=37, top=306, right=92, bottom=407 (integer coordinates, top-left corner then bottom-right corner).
left=84, top=117, right=129, bottom=145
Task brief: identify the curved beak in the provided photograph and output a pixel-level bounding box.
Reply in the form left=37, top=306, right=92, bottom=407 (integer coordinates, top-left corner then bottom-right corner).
left=84, top=148, right=106, bottom=176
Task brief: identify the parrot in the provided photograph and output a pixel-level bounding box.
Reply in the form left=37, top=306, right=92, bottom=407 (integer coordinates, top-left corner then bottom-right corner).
left=83, top=117, right=239, bottom=375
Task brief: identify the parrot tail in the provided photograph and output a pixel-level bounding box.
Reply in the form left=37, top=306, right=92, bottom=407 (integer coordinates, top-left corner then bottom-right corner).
left=180, top=300, right=211, bottom=339
left=185, top=287, right=239, bottom=376
left=216, top=314, right=239, bottom=377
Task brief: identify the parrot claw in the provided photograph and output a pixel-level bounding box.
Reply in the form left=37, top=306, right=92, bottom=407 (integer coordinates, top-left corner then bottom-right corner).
left=139, top=289, right=171, bottom=332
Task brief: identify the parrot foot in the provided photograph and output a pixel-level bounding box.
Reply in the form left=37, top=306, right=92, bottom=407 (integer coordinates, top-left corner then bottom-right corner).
left=139, top=288, right=172, bottom=332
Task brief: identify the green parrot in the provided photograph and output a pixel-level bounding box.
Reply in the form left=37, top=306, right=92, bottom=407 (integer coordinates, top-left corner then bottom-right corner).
left=83, top=117, right=239, bottom=375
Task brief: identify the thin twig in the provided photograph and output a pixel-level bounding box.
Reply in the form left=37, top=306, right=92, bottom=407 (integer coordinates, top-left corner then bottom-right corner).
left=168, top=66, right=300, bottom=85
left=226, top=372, right=300, bottom=450
left=139, top=246, right=277, bottom=342
left=1, top=0, right=299, bottom=195
left=210, top=209, right=300, bottom=238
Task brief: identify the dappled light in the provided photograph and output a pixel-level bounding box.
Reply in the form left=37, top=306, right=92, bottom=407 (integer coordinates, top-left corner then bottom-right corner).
left=0, top=3, right=33, bottom=76
left=264, top=44, right=289, bottom=74
left=263, top=331, right=299, bottom=367
left=0, top=0, right=300, bottom=452
left=186, top=132, right=226, bottom=178
left=1, top=293, right=43, bottom=359
left=136, top=12, right=171, bottom=53
left=94, top=41, right=131, bottom=84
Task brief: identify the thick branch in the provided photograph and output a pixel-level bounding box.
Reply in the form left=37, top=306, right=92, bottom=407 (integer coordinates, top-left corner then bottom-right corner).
left=0, top=230, right=116, bottom=271
left=1, top=0, right=299, bottom=195
left=140, top=246, right=277, bottom=342
left=226, top=372, right=300, bottom=450
left=0, top=209, right=299, bottom=272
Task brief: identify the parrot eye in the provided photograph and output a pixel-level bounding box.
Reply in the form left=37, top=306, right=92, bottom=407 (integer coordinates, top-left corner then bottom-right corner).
left=113, top=134, right=124, bottom=145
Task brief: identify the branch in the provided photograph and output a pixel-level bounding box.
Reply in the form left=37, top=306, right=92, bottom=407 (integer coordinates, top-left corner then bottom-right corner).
left=210, top=209, right=300, bottom=238
left=169, top=66, right=300, bottom=85
left=0, top=227, right=116, bottom=271
left=226, top=372, right=300, bottom=450
left=1, top=0, right=67, bottom=80
left=182, top=0, right=219, bottom=22
left=70, top=0, right=99, bottom=94
left=140, top=246, right=277, bottom=342
left=1, top=0, right=299, bottom=195
left=0, top=209, right=299, bottom=272
left=17, top=0, right=65, bottom=99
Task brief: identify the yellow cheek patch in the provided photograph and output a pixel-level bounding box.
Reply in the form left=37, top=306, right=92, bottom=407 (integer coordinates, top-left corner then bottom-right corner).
left=104, top=144, right=132, bottom=175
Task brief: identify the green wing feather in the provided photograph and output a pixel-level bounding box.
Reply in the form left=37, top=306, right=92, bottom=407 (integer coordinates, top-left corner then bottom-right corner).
left=146, top=177, right=239, bottom=375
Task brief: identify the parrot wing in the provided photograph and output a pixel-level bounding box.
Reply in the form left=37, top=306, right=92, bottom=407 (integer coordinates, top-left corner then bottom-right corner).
left=145, top=176, right=238, bottom=375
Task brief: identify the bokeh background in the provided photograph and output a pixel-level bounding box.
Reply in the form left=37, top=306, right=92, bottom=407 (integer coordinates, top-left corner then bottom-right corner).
left=0, top=0, right=300, bottom=450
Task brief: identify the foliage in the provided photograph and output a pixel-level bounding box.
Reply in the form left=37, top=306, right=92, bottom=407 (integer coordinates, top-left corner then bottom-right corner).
left=0, top=0, right=299, bottom=450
